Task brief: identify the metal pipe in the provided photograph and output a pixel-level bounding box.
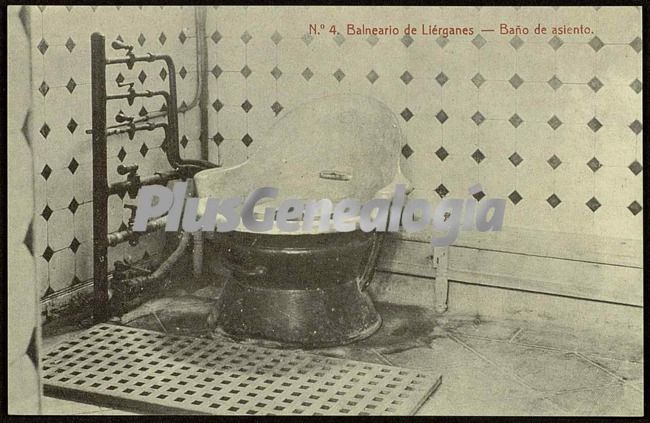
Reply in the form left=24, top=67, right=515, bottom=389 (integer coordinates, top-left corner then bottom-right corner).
left=108, top=169, right=180, bottom=197
left=106, top=89, right=171, bottom=105
left=105, top=54, right=180, bottom=163
left=196, top=6, right=210, bottom=161
left=192, top=231, right=204, bottom=277
left=113, top=232, right=192, bottom=294
left=107, top=216, right=167, bottom=247
left=91, top=32, right=110, bottom=323
left=103, top=8, right=204, bottom=133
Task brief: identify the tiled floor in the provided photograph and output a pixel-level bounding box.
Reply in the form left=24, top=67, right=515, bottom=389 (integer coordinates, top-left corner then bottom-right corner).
left=42, top=291, right=643, bottom=416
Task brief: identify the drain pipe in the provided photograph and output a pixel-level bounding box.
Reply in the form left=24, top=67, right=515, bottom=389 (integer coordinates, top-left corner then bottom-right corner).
left=192, top=5, right=209, bottom=277
left=193, top=231, right=204, bottom=277
left=113, top=231, right=192, bottom=301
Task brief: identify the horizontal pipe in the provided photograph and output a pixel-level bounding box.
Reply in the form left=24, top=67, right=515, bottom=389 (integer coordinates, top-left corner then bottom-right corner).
left=105, top=52, right=168, bottom=66
left=106, top=89, right=170, bottom=104
left=108, top=169, right=181, bottom=196
left=107, top=216, right=167, bottom=247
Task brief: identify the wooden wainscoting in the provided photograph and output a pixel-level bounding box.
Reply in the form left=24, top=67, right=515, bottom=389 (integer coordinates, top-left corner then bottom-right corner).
left=375, top=228, right=643, bottom=311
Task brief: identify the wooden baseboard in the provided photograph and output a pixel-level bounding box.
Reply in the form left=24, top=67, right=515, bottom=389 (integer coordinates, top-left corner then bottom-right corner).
left=376, top=229, right=643, bottom=308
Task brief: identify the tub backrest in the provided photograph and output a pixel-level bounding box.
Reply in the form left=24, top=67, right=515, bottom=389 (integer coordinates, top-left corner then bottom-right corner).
left=195, top=94, right=406, bottom=206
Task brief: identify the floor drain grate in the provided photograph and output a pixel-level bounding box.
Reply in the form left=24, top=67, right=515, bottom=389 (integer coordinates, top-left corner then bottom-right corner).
left=43, top=324, right=441, bottom=415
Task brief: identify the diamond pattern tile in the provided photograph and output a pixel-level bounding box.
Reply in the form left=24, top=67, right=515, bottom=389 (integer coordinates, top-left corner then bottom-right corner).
left=400, top=34, right=414, bottom=47
left=271, top=66, right=283, bottom=80
left=547, top=154, right=562, bottom=170
left=159, top=32, right=168, bottom=45
left=548, top=75, right=563, bottom=91
left=212, top=99, right=223, bottom=112
left=435, top=147, right=449, bottom=161
left=435, top=184, right=449, bottom=198
left=508, top=190, right=522, bottom=205
left=66, top=78, right=77, bottom=94
left=547, top=194, right=562, bottom=208
left=211, top=64, right=223, bottom=79
left=180, top=135, right=189, bottom=148
left=178, top=30, right=187, bottom=44
left=629, top=120, right=642, bottom=135
left=436, top=110, right=448, bottom=124
left=628, top=160, right=642, bottom=175
left=240, top=65, right=252, bottom=78
left=213, top=133, right=224, bottom=146
left=471, top=34, right=486, bottom=49
left=508, top=152, right=523, bottom=167
left=588, top=36, right=605, bottom=52
left=39, top=81, right=50, bottom=97
left=629, top=36, right=642, bottom=53
left=471, top=149, right=485, bottom=164
left=40, top=122, right=51, bottom=139
left=37, top=38, right=49, bottom=55
left=65, top=37, right=76, bottom=53
left=302, top=67, right=314, bottom=81
left=401, top=144, right=414, bottom=159
left=509, top=35, right=524, bottom=50
left=627, top=201, right=642, bottom=216
left=23, top=219, right=33, bottom=256
left=241, top=133, right=253, bottom=147
left=400, top=108, right=413, bottom=122
left=67, top=158, right=79, bottom=174
left=586, top=157, right=602, bottom=172
left=41, top=205, right=53, bottom=221
left=400, top=71, right=413, bottom=85
left=471, top=111, right=485, bottom=126
left=366, top=70, right=379, bottom=84
left=68, top=198, right=79, bottom=214
left=43, top=246, right=54, bottom=262
left=333, top=33, right=345, bottom=46
left=435, top=72, right=448, bottom=86
left=436, top=36, right=449, bottom=48
left=333, top=68, right=345, bottom=82
left=41, top=165, right=52, bottom=180
left=629, top=78, right=642, bottom=94
left=547, top=115, right=563, bottom=130
left=587, top=77, right=603, bottom=93
left=471, top=73, right=486, bottom=88
left=302, top=33, right=314, bottom=46
left=587, top=117, right=602, bottom=133
left=67, top=118, right=78, bottom=134
left=548, top=36, right=564, bottom=51
left=241, top=100, right=253, bottom=113
left=509, top=113, right=523, bottom=128
left=117, top=147, right=127, bottom=162
left=241, top=31, right=252, bottom=44
left=271, top=31, right=283, bottom=45
left=509, top=74, right=524, bottom=89
left=586, top=197, right=601, bottom=212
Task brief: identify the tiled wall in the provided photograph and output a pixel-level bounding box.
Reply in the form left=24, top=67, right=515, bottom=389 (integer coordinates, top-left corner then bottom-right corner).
left=9, top=6, right=41, bottom=413
left=29, top=6, right=201, bottom=303
left=27, top=5, right=644, bottom=306
left=205, top=6, right=642, bottom=240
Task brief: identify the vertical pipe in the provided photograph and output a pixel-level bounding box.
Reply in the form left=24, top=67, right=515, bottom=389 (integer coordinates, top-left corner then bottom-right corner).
left=196, top=6, right=210, bottom=161
left=91, top=32, right=109, bottom=323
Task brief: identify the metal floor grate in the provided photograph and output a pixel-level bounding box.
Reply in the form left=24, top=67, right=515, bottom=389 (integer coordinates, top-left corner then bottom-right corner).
left=42, top=324, right=441, bottom=415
